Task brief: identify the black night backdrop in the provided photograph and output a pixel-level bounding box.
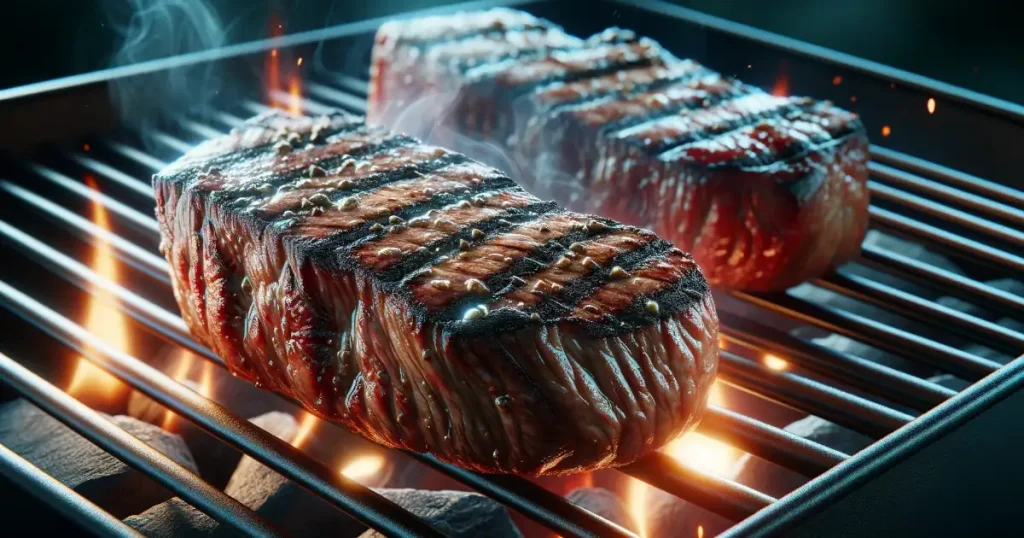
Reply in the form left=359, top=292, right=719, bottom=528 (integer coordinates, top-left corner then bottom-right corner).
left=1, top=0, right=1022, bottom=105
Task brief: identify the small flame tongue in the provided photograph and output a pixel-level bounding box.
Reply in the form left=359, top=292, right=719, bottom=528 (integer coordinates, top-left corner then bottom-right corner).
left=66, top=176, right=129, bottom=409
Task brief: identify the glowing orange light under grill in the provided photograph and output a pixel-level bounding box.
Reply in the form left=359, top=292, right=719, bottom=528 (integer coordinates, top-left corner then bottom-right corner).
left=66, top=176, right=129, bottom=406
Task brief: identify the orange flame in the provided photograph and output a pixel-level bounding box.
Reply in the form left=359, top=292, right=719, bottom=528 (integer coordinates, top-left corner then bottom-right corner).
left=771, top=64, right=790, bottom=97
left=66, top=176, right=129, bottom=406
left=627, top=477, right=649, bottom=538
left=291, top=411, right=319, bottom=448
left=161, top=352, right=215, bottom=430
left=340, top=454, right=386, bottom=483
left=288, top=74, right=303, bottom=115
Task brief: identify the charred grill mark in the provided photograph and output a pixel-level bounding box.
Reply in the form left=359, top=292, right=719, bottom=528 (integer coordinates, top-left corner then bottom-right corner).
left=217, top=135, right=425, bottom=206
left=465, top=41, right=669, bottom=100
left=592, top=78, right=746, bottom=136
left=248, top=152, right=478, bottom=216
left=529, top=62, right=710, bottom=119
left=298, top=177, right=519, bottom=260
left=661, top=108, right=864, bottom=169
left=423, top=217, right=623, bottom=320
left=529, top=239, right=676, bottom=320
left=370, top=200, right=559, bottom=286
left=166, top=120, right=366, bottom=184
left=613, top=94, right=814, bottom=156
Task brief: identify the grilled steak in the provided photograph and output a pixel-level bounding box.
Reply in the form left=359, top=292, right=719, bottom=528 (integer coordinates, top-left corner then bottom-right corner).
left=153, top=110, right=719, bottom=476
left=368, top=8, right=870, bottom=291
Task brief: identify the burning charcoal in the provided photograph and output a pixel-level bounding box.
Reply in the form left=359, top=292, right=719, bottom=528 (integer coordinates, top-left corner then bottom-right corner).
left=224, top=412, right=362, bottom=537
left=0, top=399, right=198, bottom=518
left=731, top=415, right=873, bottom=499
left=123, top=498, right=218, bottom=538
left=565, top=487, right=637, bottom=533
left=359, top=489, right=523, bottom=538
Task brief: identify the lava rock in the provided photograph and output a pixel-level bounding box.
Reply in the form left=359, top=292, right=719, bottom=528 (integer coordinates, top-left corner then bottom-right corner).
left=565, top=487, right=637, bottom=533
left=359, top=489, right=523, bottom=538
left=0, top=399, right=198, bottom=518
left=124, top=498, right=219, bottom=538
left=731, top=415, right=874, bottom=500
left=224, top=412, right=360, bottom=537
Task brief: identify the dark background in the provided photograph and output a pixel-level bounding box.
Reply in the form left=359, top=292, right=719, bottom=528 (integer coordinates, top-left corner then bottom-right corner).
left=0, top=0, right=1021, bottom=104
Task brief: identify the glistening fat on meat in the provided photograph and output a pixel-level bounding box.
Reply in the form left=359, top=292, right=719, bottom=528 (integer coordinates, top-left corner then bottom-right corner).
left=152, top=110, right=719, bottom=476
left=368, top=8, right=870, bottom=291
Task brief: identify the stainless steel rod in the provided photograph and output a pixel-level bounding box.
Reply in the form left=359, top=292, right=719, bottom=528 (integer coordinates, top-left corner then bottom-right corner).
left=0, top=353, right=286, bottom=538
left=0, top=441, right=145, bottom=538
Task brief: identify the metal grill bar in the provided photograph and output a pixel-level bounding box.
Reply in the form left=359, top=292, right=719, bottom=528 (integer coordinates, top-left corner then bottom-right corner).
left=870, top=207, right=1024, bottom=274
left=718, top=352, right=912, bottom=438
left=859, top=244, right=1024, bottom=319
left=622, top=452, right=775, bottom=521
left=731, top=291, right=1001, bottom=381
left=869, top=181, right=1024, bottom=248
left=1, top=182, right=170, bottom=284
left=718, top=312, right=955, bottom=412
left=0, top=439, right=145, bottom=538
left=0, top=353, right=286, bottom=538
left=816, top=273, right=1024, bottom=353
left=869, top=162, right=1024, bottom=228
left=0, top=282, right=448, bottom=538
left=869, top=146, right=1024, bottom=209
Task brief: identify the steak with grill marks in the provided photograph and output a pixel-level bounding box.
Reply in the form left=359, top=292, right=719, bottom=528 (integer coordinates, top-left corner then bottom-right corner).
left=368, top=8, right=870, bottom=291
left=153, top=110, right=719, bottom=476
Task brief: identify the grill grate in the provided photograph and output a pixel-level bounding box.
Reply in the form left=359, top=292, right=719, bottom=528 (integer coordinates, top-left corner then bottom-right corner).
left=1, top=1, right=1023, bottom=537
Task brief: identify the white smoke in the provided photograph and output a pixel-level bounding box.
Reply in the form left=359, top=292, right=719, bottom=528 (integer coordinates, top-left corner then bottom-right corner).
left=105, top=0, right=226, bottom=125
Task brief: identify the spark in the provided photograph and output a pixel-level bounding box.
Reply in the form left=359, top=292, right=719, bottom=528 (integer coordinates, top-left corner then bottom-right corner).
left=832, top=75, right=842, bottom=85
left=927, top=97, right=936, bottom=114
left=882, top=125, right=892, bottom=137
left=764, top=354, right=789, bottom=371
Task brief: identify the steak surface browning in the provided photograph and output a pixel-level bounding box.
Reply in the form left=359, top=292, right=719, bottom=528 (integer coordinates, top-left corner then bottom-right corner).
left=368, top=8, right=870, bottom=290
left=153, top=110, right=719, bottom=475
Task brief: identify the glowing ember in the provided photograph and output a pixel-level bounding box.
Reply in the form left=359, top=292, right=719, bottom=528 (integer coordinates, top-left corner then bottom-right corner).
left=83, top=144, right=90, bottom=152
left=627, top=477, right=649, bottom=538
left=291, top=411, right=319, bottom=448
left=664, top=433, right=739, bottom=477
left=771, top=74, right=789, bottom=97
left=66, top=176, right=129, bottom=406
left=698, top=525, right=705, bottom=538
left=288, top=74, right=303, bottom=115
left=927, top=97, right=936, bottom=114
left=764, top=354, right=789, bottom=371
left=340, top=455, right=386, bottom=483
left=662, top=381, right=739, bottom=477
left=850, top=96, right=857, bottom=103
left=832, top=75, right=842, bottom=85
left=882, top=125, right=892, bottom=137
left=297, top=57, right=303, bottom=66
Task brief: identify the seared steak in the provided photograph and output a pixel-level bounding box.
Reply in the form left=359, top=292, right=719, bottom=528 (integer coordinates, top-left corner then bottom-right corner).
left=153, top=110, right=719, bottom=476
left=368, top=8, right=870, bottom=291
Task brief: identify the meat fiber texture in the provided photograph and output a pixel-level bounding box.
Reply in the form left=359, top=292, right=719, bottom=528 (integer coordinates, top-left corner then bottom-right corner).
left=152, top=109, right=718, bottom=476
left=368, top=8, right=870, bottom=291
